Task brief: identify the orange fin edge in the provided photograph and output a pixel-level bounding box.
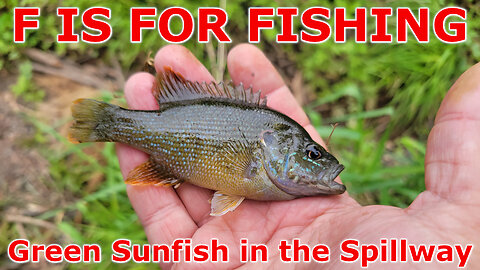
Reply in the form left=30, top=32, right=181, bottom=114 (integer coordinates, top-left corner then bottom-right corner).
left=125, top=159, right=181, bottom=187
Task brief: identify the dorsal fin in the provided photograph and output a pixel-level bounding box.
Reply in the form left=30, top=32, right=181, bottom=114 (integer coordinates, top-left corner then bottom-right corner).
left=152, top=67, right=267, bottom=106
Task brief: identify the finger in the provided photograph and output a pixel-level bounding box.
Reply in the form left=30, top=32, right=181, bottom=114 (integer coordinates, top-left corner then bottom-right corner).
left=227, top=43, right=356, bottom=205
left=116, top=72, right=156, bottom=180
left=423, top=63, right=480, bottom=204
left=154, top=44, right=214, bottom=82
left=154, top=45, right=215, bottom=225
left=227, top=44, right=323, bottom=144
left=117, top=72, right=198, bottom=252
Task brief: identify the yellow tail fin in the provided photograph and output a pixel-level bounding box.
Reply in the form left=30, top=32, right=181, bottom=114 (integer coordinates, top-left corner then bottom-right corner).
left=69, top=99, right=115, bottom=143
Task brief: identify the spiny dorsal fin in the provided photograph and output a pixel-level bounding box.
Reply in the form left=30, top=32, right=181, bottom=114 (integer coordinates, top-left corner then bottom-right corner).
left=125, top=158, right=182, bottom=187
left=153, top=67, right=267, bottom=106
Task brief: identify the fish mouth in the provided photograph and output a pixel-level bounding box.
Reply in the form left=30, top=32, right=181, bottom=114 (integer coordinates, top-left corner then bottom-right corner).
left=329, top=164, right=344, bottom=181
left=264, top=158, right=347, bottom=196
left=325, top=164, right=346, bottom=194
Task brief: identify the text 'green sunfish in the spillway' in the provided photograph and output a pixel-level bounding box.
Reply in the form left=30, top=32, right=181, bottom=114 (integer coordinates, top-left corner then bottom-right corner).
left=68, top=67, right=345, bottom=216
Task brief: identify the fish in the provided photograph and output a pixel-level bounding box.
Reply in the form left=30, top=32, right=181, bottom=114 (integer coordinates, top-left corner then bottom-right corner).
left=68, top=67, right=346, bottom=216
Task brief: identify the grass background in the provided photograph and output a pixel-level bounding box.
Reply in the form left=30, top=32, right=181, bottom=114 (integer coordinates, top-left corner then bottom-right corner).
left=1, top=0, right=479, bottom=268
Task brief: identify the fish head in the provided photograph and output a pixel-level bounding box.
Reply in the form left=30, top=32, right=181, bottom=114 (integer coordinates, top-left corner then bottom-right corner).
left=260, top=128, right=345, bottom=197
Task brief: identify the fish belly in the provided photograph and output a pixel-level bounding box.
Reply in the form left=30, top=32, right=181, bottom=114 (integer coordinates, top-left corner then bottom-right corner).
left=109, top=103, right=294, bottom=200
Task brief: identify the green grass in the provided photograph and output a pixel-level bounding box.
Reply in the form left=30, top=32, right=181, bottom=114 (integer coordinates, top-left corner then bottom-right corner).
left=1, top=0, right=480, bottom=268
left=11, top=61, right=45, bottom=102
left=308, top=87, right=426, bottom=206
left=20, top=105, right=149, bottom=269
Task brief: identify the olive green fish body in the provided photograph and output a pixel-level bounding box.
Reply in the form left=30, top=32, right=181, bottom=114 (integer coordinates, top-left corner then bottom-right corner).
left=70, top=68, right=345, bottom=216
left=104, top=101, right=295, bottom=200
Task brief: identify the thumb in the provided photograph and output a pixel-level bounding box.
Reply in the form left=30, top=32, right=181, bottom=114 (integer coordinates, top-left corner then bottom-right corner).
left=423, top=63, right=480, bottom=204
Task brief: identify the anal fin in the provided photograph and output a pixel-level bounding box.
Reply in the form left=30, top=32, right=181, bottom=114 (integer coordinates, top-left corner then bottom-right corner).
left=125, top=158, right=182, bottom=187
left=210, top=192, right=245, bottom=216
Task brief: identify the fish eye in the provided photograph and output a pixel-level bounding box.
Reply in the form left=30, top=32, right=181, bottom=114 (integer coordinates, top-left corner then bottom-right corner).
left=306, top=145, right=321, bottom=160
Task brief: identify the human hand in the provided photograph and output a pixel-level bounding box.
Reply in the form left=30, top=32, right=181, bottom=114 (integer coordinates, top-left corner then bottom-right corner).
left=116, top=44, right=480, bottom=269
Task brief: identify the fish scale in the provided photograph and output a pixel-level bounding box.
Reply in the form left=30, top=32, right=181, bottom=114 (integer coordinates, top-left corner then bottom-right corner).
left=108, top=102, right=299, bottom=199
left=69, top=67, right=345, bottom=216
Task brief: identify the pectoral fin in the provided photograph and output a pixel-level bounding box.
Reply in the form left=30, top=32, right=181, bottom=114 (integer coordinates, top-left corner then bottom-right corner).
left=217, top=139, right=259, bottom=178
left=210, top=192, right=245, bottom=216
left=125, top=158, right=182, bottom=187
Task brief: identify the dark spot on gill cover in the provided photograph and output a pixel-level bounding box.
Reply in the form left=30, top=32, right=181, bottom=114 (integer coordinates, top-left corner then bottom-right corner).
left=262, top=131, right=275, bottom=145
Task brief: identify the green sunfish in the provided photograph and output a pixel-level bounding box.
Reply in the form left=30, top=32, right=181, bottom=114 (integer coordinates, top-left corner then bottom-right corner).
left=69, top=68, right=345, bottom=216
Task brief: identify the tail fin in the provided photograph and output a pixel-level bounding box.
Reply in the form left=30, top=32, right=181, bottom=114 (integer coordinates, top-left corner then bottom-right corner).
left=69, top=99, right=117, bottom=143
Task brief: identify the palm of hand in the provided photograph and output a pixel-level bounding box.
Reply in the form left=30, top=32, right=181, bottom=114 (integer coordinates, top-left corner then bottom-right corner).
left=117, top=44, right=480, bottom=269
